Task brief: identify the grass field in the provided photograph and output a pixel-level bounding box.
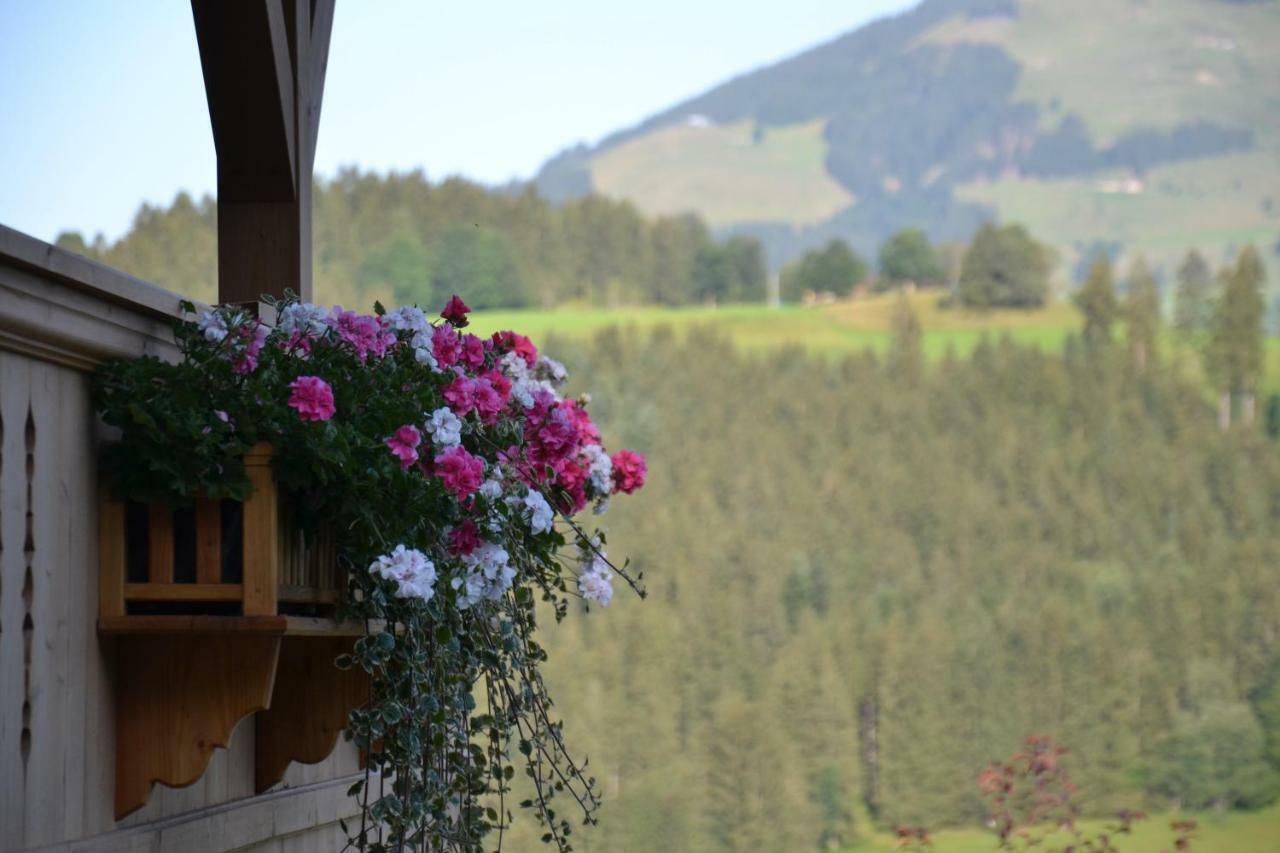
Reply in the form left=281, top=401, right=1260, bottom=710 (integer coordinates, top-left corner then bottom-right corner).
left=589, top=118, right=852, bottom=228
left=470, top=292, right=1077, bottom=357
left=470, top=291, right=1280, bottom=395
left=839, top=804, right=1280, bottom=853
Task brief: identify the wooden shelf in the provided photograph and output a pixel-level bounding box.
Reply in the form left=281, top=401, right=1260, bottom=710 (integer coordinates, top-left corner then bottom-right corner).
left=98, top=614, right=368, bottom=637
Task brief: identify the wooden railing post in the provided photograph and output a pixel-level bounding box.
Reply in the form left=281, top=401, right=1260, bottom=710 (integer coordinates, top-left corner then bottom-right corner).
left=242, top=442, right=279, bottom=616
left=98, top=487, right=126, bottom=619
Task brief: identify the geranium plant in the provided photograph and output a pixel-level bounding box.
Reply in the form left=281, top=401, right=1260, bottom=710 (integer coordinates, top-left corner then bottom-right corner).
left=93, top=293, right=646, bottom=851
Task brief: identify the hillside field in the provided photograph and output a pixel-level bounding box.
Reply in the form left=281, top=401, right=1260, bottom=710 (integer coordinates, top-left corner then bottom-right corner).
left=840, top=804, right=1280, bottom=853
left=469, top=291, right=1280, bottom=393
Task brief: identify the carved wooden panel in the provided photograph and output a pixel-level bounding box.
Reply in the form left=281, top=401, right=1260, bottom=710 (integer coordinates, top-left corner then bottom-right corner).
left=113, top=634, right=282, bottom=819
left=255, top=636, right=367, bottom=793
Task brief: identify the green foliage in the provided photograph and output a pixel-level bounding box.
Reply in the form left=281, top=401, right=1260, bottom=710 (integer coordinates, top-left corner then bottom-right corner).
left=1173, top=250, right=1214, bottom=336
left=1076, top=255, right=1120, bottom=346
left=1207, top=246, right=1268, bottom=394
left=1150, top=661, right=1280, bottom=809
left=878, top=228, right=945, bottom=288
left=1124, top=256, right=1161, bottom=367
left=692, top=235, right=768, bottom=304
left=956, top=223, right=1052, bottom=309
left=423, top=223, right=526, bottom=310
left=887, top=294, right=923, bottom=385
left=781, top=239, right=869, bottom=301
left=74, top=172, right=764, bottom=309
left=491, top=326, right=1280, bottom=851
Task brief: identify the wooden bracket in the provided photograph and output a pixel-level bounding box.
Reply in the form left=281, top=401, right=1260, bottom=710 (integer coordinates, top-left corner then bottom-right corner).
left=113, top=635, right=282, bottom=819
left=254, top=636, right=368, bottom=792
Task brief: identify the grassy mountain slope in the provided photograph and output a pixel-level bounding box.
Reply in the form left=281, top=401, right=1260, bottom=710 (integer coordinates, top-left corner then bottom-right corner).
left=536, top=0, right=1280, bottom=284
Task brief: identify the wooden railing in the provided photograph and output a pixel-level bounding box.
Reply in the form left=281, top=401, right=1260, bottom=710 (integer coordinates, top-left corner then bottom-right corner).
left=0, top=225, right=366, bottom=841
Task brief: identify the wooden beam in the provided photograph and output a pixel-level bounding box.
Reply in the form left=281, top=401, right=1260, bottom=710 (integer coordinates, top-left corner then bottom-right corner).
left=307, top=0, right=337, bottom=162
left=191, top=0, right=335, bottom=305
left=191, top=0, right=297, bottom=202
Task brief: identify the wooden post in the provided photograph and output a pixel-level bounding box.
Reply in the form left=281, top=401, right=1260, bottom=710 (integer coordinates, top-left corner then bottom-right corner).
left=191, top=0, right=335, bottom=305
left=98, top=490, right=126, bottom=619
left=242, top=443, right=280, bottom=616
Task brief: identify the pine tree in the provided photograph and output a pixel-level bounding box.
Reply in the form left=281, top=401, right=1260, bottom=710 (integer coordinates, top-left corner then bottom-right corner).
left=1075, top=255, right=1119, bottom=347
left=1173, top=249, right=1213, bottom=336
left=888, top=293, right=924, bottom=386
left=1124, top=256, right=1161, bottom=371
left=1207, top=246, right=1267, bottom=427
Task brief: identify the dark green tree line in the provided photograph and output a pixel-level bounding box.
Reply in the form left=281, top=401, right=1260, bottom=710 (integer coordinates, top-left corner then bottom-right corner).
left=57, top=170, right=768, bottom=310
left=489, top=326, right=1280, bottom=850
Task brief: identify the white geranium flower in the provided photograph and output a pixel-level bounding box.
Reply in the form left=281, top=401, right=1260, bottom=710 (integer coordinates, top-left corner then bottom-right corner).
left=425, top=406, right=462, bottom=447
left=578, top=565, right=613, bottom=606
left=388, top=305, right=429, bottom=334
left=479, top=478, right=504, bottom=500
left=522, top=490, right=555, bottom=534
left=499, top=350, right=530, bottom=381
left=582, top=443, right=613, bottom=495
left=537, top=356, right=567, bottom=385
left=512, top=377, right=558, bottom=409
left=278, top=302, right=329, bottom=337
left=369, top=545, right=436, bottom=601
left=577, top=539, right=614, bottom=605
left=452, top=542, right=515, bottom=609
left=451, top=569, right=487, bottom=610
left=197, top=309, right=229, bottom=343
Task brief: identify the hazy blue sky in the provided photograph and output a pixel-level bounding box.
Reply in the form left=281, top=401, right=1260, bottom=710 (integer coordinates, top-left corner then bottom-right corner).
left=0, top=1, right=917, bottom=244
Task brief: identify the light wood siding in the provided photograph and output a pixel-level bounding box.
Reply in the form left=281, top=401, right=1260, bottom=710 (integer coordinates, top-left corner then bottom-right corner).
left=1, top=226, right=360, bottom=852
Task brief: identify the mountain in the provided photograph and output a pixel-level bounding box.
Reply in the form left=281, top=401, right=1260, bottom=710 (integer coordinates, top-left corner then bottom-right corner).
left=536, top=0, right=1280, bottom=283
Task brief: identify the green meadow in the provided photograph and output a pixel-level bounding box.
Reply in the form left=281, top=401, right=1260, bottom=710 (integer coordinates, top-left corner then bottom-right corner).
left=470, top=291, right=1280, bottom=394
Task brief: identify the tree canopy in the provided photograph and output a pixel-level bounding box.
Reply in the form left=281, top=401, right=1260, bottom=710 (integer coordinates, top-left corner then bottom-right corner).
left=878, top=228, right=945, bottom=288
left=1076, top=254, right=1120, bottom=346
left=780, top=239, right=869, bottom=301
left=955, top=222, right=1052, bottom=309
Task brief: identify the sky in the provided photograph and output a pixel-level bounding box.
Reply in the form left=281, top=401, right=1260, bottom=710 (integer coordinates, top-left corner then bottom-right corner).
left=0, top=1, right=917, bottom=244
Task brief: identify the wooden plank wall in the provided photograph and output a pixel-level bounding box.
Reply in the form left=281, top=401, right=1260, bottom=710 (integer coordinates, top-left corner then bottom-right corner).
left=0, top=229, right=361, bottom=852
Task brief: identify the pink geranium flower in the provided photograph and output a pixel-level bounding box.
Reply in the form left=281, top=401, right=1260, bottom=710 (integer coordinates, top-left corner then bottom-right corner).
left=611, top=450, right=647, bottom=494
left=433, top=324, right=463, bottom=369
left=448, top=519, right=482, bottom=556
left=287, top=376, right=335, bottom=422
left=491, top=331, right=537, bottom=368
left=328, top=308, right=396, bottom=362
left=441, top=294, right=470, bottom=328
left=385, top=424, right=422, bottom=470
left=461, top=334, right=487, bottom=370
left=443, top=376, right=477, bottom=416
left=233, top=322, right=270, bottom=375
left=562, top=400, right=601, bottom=445
left=435, top=446, right=485, bottom=498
